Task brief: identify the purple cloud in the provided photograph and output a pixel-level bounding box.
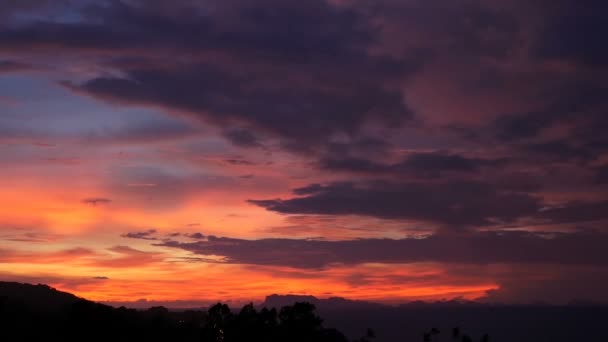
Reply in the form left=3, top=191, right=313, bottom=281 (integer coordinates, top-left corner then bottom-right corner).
left=155, top=231, right=608, bottom=269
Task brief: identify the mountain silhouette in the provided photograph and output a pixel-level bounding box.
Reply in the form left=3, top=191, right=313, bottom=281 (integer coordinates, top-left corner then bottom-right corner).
left=263, top=294, right=386, bottom=311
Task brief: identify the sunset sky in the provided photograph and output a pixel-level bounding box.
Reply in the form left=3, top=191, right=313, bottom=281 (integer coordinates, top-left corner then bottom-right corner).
left=1, top=0, right=607, bottom=306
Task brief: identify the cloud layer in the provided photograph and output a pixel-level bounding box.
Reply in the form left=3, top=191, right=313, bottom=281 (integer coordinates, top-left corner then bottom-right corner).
left=155, top=231, right=608, bottom=269
left=0, top=0, right=607, bottom=305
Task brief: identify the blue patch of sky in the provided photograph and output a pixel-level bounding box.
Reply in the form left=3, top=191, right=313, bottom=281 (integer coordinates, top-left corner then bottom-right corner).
left=0, top=74, right=192, bottom=140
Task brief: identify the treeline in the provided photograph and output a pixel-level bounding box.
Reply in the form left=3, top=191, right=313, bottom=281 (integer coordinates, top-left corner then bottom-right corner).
left=1, top=296, right=351, bottom=342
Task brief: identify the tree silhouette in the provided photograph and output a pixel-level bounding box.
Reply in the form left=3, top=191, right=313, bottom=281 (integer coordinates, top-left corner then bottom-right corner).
left=461, top=334, right=473, bottom=342
left=422, top=326, right=488, bottom=342
left=452, top=327, right=461, bottom=340
left=353, top=327, right=376, bottom=342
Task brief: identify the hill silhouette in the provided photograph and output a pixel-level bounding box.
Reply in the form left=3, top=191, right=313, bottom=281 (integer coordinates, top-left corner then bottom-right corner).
left=0, top=282, right=82, bottom=312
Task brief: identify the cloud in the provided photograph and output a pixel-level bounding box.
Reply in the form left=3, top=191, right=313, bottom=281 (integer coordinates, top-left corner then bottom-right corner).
left=490, top=81, right=607, bottom=143
left=0, top=0, right=415, bottom=151
left=185, top=232, right=205, bottom=240
left=1, top=0, right=608, bottom=306
left=251, top=180, right=608, bottom=228
left=534, top=0, right=608, bottom=67
left=84, top=117, right=199, bottom=144
left=121, top=230, right=205, bottom=241
left=0, top=60, right=32, bottom=73
left=250, top=180, right=541, bottom=226
left=121, top=229, right=158, bottom=240
left=0, top=110, right=197, bottom=147
left=538, top=201, right=608, bottom=224
left=517, top=140, right=593, bottom=163
left=65, top=62, right=410, bottom=152
left=81, top=197, right=112, bottom=206
left=1, top=230, right=63, bottom=243
left=0, top=0, right=74, bottom=20
left=154, top=231, right=608, bottom=269
left=0, top=247, right=96, bottom=264
left=98, top=245, right=164, bottom=268
left=222, top=129, right=262, bottom=148
left=105, top=166, right=266, bottom=210
left=224, top=159, right=255, bottom=166
left=0, top=272, right=113, bottom=291
left=320, top=152, right=505, bottom=178
left=596, top=166, right=608, bottom=184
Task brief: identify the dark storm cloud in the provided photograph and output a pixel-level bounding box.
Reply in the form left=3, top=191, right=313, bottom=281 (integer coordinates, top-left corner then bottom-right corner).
left=319, top=157, right=385, bottom=174
left=493, top=111, right=553, bottom=142
left=351, top=0, right=521, bottom=60
left=250, top=181, right=541, bottom=226
left=320, top=152, right=504, bottom=178
left=0, top=0, right=209, bottom=50
left=320, top=137, right=394, bottom=163
left=1, top=0, right=606, bottom=155
left=65, top=63, right=410, bottom=151
left=154, top=231, right=608, bottom=269
left=534, top=0, right=608, bottom=67
left=595, top=166, right=608, bottom=184
left=539, top=201, right=608, bottom=224
left=0, top=0, right=376, bottom=63
left=222, top=129, right=261, bottom=148
left=0, top=0, right=415, bottom=151
left=518, top=141, right=592, bottom=162
left=399, top=152, right=493, bottom=173
left=1, top=0, right=607, bottom=228
left=492, top=82, right=607, bottom=143
left=251, top=180, right=608, bottom=227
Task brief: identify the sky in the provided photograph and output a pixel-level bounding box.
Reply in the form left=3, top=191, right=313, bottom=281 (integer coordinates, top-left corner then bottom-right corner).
left=0, top=0, right=607, bottom=306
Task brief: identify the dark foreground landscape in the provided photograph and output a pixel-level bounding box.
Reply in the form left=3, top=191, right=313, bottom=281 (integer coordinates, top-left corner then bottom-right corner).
left=2, top=282, right=607, bottom=342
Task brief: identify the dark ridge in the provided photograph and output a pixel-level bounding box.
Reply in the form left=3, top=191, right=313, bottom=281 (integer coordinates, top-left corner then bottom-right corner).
left=0, top=281, right=82, bottom=312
